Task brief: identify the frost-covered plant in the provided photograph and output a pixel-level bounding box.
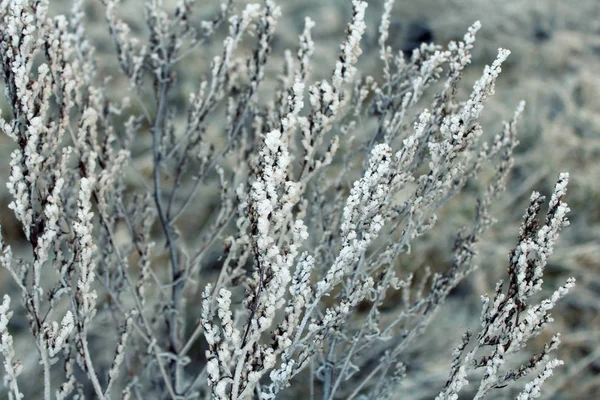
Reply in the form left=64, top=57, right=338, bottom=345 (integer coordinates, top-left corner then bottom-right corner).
left=0, top=0, right=574, bottom=399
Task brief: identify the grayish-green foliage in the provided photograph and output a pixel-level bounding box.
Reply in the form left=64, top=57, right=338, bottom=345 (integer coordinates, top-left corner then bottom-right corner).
left=0, top=0, right=584, bottom=399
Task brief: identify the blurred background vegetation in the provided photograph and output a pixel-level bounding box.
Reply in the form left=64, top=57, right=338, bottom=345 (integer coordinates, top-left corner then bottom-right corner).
left=0, top=0, right=598, bottom=398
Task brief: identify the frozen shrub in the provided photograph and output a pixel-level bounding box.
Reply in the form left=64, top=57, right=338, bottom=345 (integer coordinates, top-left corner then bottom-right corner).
left=0, top=0, right=574, bottom=399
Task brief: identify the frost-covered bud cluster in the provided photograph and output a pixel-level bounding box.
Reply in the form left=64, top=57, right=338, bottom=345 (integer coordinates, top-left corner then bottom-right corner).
left=0, top=295, right=22, bottom=400
left=0, top=0, right=575, bottom=399
left=516, top=359, right=564, bottom=400
left=332, top=0, right=368, bottom=90
left=73, top=175, right=98, bottom=320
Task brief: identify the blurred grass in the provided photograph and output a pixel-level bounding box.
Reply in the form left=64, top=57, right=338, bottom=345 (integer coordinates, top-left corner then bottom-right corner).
left=0, top=0, right=598, bottom=398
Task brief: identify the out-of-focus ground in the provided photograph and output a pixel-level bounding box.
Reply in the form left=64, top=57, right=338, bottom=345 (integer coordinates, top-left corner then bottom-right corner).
left=0, top=0, right=598, bottom=398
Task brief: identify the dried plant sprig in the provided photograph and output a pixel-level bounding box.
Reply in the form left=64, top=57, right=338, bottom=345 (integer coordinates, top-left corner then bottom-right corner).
left=436, top=174, right=575, bottom=400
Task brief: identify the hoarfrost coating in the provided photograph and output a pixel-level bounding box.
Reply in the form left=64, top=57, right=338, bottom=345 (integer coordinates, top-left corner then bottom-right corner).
left=0, top=0, right=576, bottom=399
